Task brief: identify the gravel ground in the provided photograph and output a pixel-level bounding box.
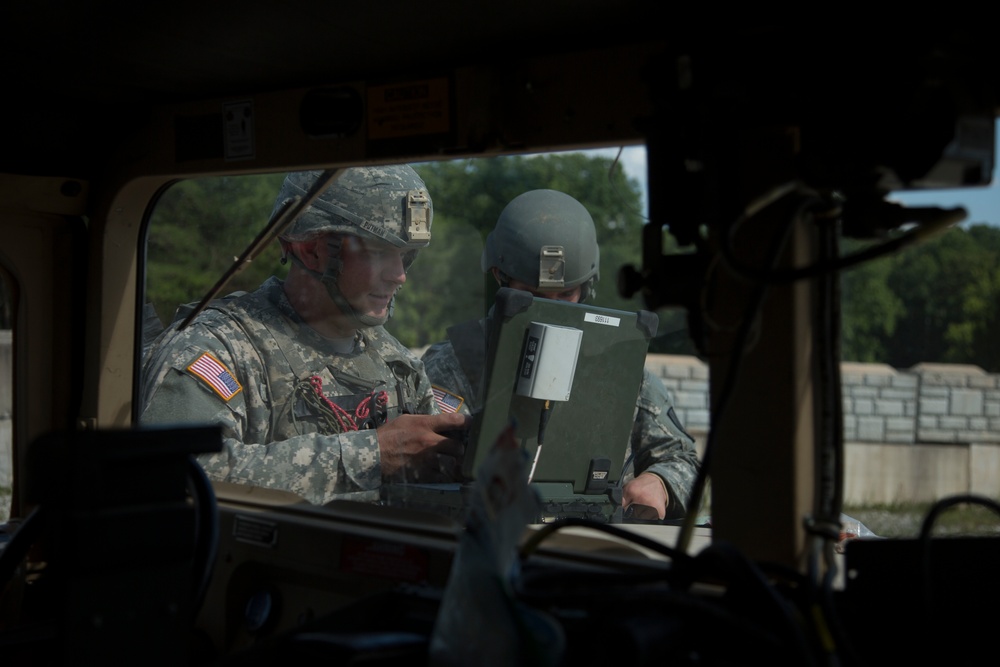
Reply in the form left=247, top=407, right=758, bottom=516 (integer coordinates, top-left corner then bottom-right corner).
left=845, top=504, right=1000, bottom=539
left=843, top=508, right=925, bottom=538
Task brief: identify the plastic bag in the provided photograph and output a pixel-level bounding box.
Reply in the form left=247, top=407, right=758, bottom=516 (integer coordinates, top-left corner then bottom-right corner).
left=429, top=423, right=564, bottom=667
left=837, top=512, right=880, bottom=553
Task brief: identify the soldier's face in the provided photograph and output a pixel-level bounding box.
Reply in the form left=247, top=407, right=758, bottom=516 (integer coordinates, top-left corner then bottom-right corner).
left=336, top=236, right=409, bottom=320
left=507, top=277, right=581, bottom=303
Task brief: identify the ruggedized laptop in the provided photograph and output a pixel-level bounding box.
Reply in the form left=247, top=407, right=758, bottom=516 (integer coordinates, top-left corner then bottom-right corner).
left=383, top=287, right=657, bottom=523
left=466, top=288, right=657, bottom=522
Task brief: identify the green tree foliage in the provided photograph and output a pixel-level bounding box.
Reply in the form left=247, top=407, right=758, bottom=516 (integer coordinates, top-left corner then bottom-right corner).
left=883, top=224, right=1000, bottom=369
left=839, top=223, right=1000, bottom=372
left=944, top=265, right=1000, bottom=370
left=145, top=174, right=286, bottom=327
left=840, top=240, right=905, bottom=362
left=941, top=225, right=1000, bottom=371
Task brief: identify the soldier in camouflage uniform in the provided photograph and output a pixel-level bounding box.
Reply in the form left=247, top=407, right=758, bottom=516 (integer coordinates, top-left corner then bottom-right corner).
left=421, top=189, right=700, bottom=520
left=141, top=166, right=468, bottom=505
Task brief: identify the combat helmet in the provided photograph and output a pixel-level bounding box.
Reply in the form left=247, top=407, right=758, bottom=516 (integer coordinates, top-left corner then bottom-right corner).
left=274, top=165, right=432, bottom=327
left=275, top=165, right=432, bottom=250
left=483, top=189, right=599, bottom=301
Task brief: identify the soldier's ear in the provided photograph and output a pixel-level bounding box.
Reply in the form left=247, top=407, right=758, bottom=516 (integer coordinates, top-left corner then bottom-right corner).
left=287, top=237, right=325, bottom=271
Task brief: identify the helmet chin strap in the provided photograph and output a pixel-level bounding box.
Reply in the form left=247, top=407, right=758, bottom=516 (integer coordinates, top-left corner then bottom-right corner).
left=319, top=273, right=390, bottom=329
left=324, top=235, right=391, bottom=328
left=287, top=242, right=390, bottom=329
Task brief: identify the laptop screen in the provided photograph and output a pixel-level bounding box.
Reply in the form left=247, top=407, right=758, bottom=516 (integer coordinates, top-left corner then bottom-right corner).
left=466, top=287, right=657, bottom=496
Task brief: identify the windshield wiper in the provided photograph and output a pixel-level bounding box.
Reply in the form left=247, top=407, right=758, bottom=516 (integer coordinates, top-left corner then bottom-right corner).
left=177, top=168, right=344, bottom=330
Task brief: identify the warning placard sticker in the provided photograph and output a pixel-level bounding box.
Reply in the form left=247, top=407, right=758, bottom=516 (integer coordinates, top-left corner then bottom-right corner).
left=223, top=99, right=255, bottom=161
left=367, top=78, right=450, bottom=140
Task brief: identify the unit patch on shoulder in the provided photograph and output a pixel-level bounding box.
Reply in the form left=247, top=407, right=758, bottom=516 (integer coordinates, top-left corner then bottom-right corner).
left=432, top=385, right=464, bottom=414
left=187, top=352, right=242, bottom=401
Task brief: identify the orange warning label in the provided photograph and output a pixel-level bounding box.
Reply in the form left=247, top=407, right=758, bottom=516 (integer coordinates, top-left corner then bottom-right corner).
left=367, top=78, right=450, bottom=140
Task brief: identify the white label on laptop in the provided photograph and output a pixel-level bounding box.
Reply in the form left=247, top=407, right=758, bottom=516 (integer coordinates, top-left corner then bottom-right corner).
left=584, top=312, right=621, bottom=327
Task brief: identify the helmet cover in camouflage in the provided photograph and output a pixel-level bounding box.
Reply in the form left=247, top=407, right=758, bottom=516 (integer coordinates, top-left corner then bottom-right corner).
left=482, top=189, right=599, bottom=299
left=275, top=165, right=432, bottom=249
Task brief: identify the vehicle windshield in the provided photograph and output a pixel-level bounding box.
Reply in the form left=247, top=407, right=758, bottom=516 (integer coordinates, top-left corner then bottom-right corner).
left=139, top=150, right=707, bottom=530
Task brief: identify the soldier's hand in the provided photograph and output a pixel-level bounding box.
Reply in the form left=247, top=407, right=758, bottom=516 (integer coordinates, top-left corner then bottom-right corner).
left=622, top=472, right=668, bottom=520
left=377, top=412, right=470, bottom=483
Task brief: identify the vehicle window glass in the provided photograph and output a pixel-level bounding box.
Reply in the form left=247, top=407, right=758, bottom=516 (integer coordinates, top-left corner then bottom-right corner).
left=139, top=152, right=704, bottom=525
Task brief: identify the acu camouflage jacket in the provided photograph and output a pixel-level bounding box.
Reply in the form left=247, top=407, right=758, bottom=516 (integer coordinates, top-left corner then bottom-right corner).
left=141, top=276, right=438, bottom=505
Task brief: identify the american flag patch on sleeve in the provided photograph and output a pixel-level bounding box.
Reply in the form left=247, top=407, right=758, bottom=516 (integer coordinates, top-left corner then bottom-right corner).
left=432, top=386, right=464, bottom=414
left=187, top=352, right=243, bottom=401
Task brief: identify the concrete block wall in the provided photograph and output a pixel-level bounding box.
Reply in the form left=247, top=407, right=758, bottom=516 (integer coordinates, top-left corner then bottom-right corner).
left=646, top=354, right=1000, bottom=446
left=841, top=362, right=918, bottom=443
left=644, top=354, right=711, bottom=440
left=646, top=354, right=1000, bottom=504
left=840, top=361, right=1000, bottom=445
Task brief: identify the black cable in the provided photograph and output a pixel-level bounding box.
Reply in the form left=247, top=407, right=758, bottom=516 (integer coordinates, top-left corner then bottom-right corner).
left=527, top=400, right=553, bottom=484
left=517, top=522, right=826, bottom=664
left=711, top=187, right=967, bottom=665
left=672, top=186, right=852, bottom=665
left=187, top=456, right=219, bottom=617
left=813, top=214, right=845, bottom=528
left=537, top=400, right=552, bottom=446
left=806, top=208, right=861, bottom=666
left=692, top=541, right=820, bottom=666
left=918, top=493, right=1000, bottom=628
left=516, top=573, right=799, bottom=662
left=621, top=449, right=636, bottom=478
left=676, top=186, right=816, bottom=553
left=720, top=202, right=965, bottom=284
left=917, top=493, right=1000, bottom=541
left=520, top=516, right=693, bottom=568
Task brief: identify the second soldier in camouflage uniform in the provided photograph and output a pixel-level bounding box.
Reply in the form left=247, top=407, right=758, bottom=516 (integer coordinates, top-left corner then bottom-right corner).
left=422, top=189, right=700, bottom=520
left=141, top=166, right=468, bottom=505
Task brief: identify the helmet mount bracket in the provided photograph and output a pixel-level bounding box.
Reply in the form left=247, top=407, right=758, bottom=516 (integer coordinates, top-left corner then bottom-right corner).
left=538, top=245, right=566, bottom=288
left=406, top=189, right=432, bottom=242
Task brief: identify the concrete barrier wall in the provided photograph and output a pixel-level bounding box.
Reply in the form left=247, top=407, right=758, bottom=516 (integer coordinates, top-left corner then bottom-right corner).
left=2, top=336, right=998, bottom=506
left=647, top=355, right=1000, bottom=445
left=646, top=353, right=1000, bottom=505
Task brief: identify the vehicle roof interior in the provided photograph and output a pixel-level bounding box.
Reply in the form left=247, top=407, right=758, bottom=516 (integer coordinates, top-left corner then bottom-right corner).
left=7, top=11, right=1000, bottom=176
